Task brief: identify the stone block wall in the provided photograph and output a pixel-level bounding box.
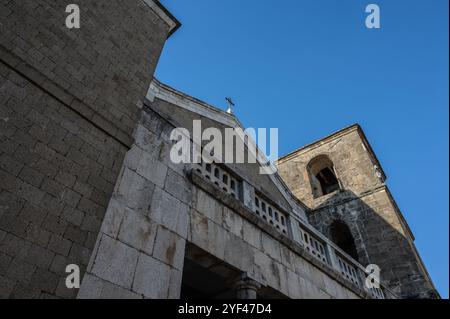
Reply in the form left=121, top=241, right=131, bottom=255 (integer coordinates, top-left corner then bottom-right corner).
left=78, top=103, right=366, bottom=299
left=277, top=125, right=438, bottom=299
left=0, top=65, right=127, bottom=298
left=1, top=0, right=172, bottom=140
left=277, top=127, right=383, bottom=208
left=308, top=188, right=437, bottom=299
left=187, top=186, right=362, bottom=299
left=78, top=106, right=190, bottom=299
left=0, top=0, right=175, bottom=298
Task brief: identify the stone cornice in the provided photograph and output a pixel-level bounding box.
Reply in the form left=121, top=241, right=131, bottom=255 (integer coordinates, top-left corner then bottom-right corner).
left=148, top=79, right=238, bottom=127
left=142, top=0, right=181, bottom=37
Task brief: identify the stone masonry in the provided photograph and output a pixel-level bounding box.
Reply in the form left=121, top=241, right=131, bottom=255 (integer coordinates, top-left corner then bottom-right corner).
left=0, top=1, right=439, bottom=299
left=0, top=0, right=179, bottom=298
left=78, top=98, right=366, bottom=299
left=277, top=125, right=439, bottom=298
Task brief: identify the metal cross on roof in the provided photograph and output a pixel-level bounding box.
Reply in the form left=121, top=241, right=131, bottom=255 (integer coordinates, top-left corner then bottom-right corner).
left=225, top=97, right=235, bottom=114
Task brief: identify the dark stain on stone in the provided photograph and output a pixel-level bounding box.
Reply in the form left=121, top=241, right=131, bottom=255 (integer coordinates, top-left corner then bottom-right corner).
left=166, top=242, right=176, bottom=264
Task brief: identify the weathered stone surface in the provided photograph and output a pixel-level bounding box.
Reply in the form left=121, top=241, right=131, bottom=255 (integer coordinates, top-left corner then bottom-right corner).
left=77, top=274, right=104, bottom=299
left=223, top=207, right=244, bottom=238
left=242, top=180, right=256, bottom=210
left=99, top=198, right=126, bottom=239
left=224, top=233, right=254, bottom=272
left=100, top=280, right=143, bottom=299
left=134, top=125, right=162, bottom=155
left=30, top=268, right=59, bottom=294
left=158, top=141, right=188, bottom=176
left=149, top=187, right=190, bottom=238
left=123, top=146, right=143, bottom=172
left=190, top=210, right=226, bottom=260
left=48, top=235, right=72, bottom=257
left=132, top=253, right=171, bottom=299
left=90, top=235, right=139, bottom=289
left=118, top=211, right=157, bottom=256
left=242, top=220, right=262, bottom=250
left=153, top=226, right=185, bottom=270
left=6, top=258, right=35, bottom=285
left=136, top=151, right=167, bottom=188
left=286, top=268, right=302, bottom=298
left=0, top=0, right=175, bottom=299
left=116, top=168, right=156, bottom=213
left=164, top=168, right=192, bottom=205
left=195, top=189, right=223, bottom=225
left=261, top=233, right=282, bottom=261
left=0, top=252, right=12, bottom=276
left=168, top=268, right=183, bottom=299
left=278, top=125, right=437, bottom=298
left=0, top=275, right=15, bottom=298
left=1, top=0, right=434, bottom=300
left=25, top=244, right=55, bottom=269
left=79, top=274, right=142, bottom=299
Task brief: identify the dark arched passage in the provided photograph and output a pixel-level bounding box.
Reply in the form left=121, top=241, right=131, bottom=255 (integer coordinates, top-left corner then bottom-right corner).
left=329, top=221, right=359, bottom=261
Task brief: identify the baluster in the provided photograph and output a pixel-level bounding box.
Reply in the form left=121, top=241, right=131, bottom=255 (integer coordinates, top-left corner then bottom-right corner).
left=325, top=242, right=340, bottom=270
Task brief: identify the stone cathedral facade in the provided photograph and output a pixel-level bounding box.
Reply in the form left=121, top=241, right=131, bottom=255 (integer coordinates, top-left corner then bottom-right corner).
left=0, top=1, right=439, bottom=299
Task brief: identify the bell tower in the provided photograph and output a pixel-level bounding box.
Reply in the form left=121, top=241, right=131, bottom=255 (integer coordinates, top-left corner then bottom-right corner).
left=277, top=124, right=439, bottom=298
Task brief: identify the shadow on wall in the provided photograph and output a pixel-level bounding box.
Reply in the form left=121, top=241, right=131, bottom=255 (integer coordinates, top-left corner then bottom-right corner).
left=308, top=189, right=439, bottom=299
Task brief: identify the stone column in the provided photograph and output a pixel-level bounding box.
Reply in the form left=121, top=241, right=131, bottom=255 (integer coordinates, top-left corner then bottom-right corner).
left=235, top=274, right=261, bottom=299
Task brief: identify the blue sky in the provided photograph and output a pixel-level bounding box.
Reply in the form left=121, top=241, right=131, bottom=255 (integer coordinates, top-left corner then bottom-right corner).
left=157, top=0, right=449, bottom=298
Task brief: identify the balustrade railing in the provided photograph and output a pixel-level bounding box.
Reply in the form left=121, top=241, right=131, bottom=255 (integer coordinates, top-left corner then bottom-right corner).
left=191, top=166, right=394, bottom=299
left=335, top=251, right=361, bottom=288
left=195, top=161, right=241, bottom=199
left=298, top=220, right=389, bottom=298
left=299, top=226, right=328, bottom=264
left=368, top=286, right=385, bottom=299
left=253, top=194, right=288, bottom=235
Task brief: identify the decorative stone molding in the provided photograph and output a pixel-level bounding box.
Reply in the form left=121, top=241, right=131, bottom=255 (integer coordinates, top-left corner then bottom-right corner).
left=142, top=0, right=181, bottom=37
